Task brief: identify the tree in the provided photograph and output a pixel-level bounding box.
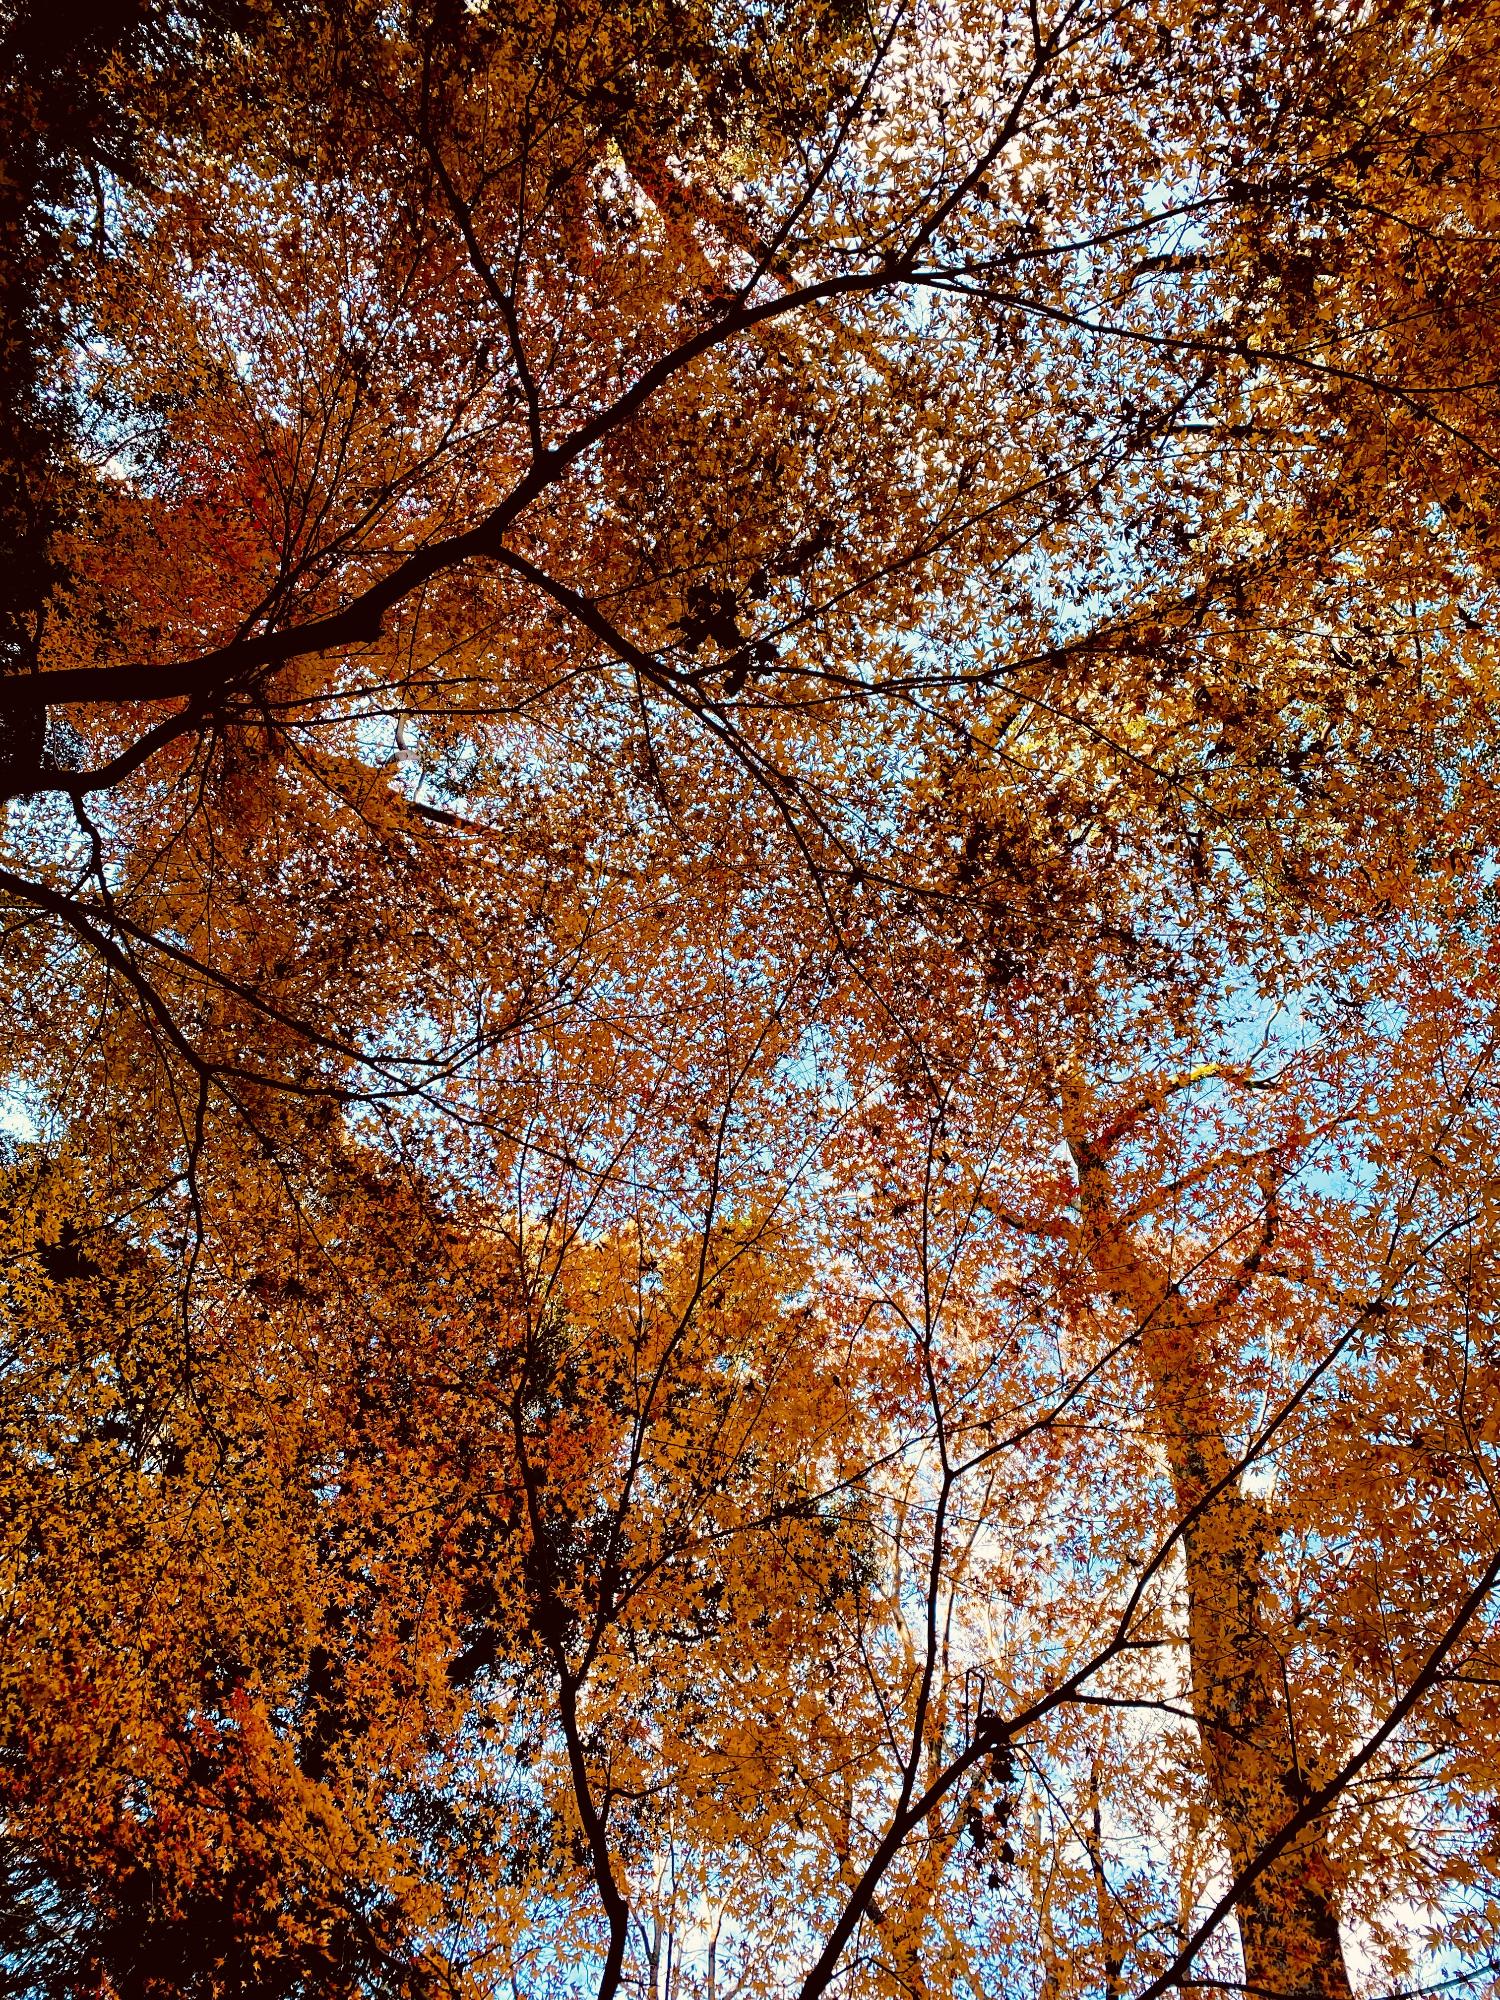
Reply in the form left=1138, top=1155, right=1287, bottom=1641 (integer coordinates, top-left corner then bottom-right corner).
left=4, top=0, right=1500, bottom=1993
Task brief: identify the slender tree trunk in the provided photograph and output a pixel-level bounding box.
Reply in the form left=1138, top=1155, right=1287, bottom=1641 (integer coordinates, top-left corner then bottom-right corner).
left=1064, top=1099, right=1353, bottom=2000
left=1085, top=1754, right=1128, bottom=2000
left=1028, top=1815, right=1066, bottom=2000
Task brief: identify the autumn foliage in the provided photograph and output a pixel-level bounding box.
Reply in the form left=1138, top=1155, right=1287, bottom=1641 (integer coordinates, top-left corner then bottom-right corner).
left=2, top=0, right=1500, bottom=1994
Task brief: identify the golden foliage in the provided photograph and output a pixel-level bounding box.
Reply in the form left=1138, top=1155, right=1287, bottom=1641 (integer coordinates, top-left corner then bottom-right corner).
left=3, top=1, right=1500, bottom=1994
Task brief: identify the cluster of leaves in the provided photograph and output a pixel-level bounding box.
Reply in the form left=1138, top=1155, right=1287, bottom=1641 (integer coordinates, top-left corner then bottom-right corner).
left=3, top=0, right=1500, bottom=1995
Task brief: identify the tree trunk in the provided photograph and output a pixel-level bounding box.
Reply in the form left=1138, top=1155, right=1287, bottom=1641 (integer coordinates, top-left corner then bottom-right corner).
left=1064, top=1100, right=1353, bottom=2000
left=1150, top=1294, right=1352, bottom=1999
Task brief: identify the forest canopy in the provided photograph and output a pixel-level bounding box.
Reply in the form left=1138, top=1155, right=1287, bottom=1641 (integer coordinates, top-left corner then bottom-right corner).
left=2, top=0, right=1500, bottom=1995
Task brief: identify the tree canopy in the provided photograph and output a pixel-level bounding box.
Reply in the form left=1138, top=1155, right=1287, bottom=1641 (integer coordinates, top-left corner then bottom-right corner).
left=2, top=0, right=1500, bottom=1995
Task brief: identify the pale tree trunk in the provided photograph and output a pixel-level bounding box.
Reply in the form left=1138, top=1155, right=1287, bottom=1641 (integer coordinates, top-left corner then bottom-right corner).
left=1062, top=1085, right=1353, bottom=2000
left=1027, top=1815, right=1067, bottom=2000
left=1085, top=1753, right=1128, bottom=2000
